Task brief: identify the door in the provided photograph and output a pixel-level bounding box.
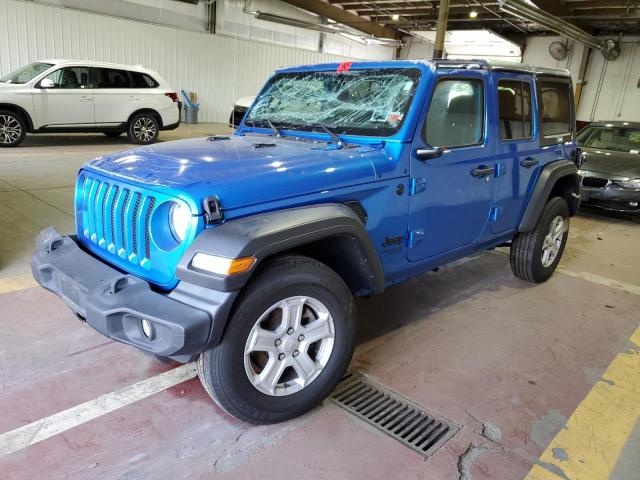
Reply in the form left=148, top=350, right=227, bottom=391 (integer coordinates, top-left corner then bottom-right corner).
left=32, top=66, right=94, bottom=127
left=491, top=74, right=539, bottom=233
left=92, top=67, right=139, bottom=125
left=407, top=74, right=495, bottom=262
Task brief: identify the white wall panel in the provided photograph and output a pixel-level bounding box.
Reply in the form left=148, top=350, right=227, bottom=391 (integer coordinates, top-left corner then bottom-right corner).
left=576, top=38, right=640, bottom=122
left=0, top=0, right=354, bottom=123
left=522, top=36, right=584, bottom=83
left=522, top=35, right=640, bottom=122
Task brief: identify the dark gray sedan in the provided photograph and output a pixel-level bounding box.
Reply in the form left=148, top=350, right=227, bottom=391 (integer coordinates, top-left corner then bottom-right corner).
left=577, top=121, right=640, bottom=216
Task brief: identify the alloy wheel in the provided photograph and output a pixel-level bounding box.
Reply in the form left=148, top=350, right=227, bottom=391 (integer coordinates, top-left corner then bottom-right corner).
left=132, top=116, right=157, bottom=142
left=0, top=114, right=21, bottom=145
left=244, top=296, right=335, bottom=396
left=541, top=215, right=566, bottom=267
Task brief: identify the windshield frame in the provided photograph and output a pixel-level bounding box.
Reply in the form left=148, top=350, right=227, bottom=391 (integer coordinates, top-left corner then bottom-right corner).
left=0, top=62, right=54, bottom=84
left=242, top=67, right=423, bottom=139
left=577, top=125, right=640, bottom=153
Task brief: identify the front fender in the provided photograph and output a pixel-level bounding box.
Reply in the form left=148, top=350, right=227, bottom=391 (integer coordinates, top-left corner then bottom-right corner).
left=176, top=203, right=385, bottom=294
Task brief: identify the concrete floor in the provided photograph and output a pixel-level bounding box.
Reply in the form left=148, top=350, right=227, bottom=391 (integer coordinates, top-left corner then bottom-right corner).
left=0, top=125, right=638, bottom=479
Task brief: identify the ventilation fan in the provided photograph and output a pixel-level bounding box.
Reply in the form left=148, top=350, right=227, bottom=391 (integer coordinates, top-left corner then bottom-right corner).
left=549, top=41, right=568, bottom=61
left=601, top=39, right=621, bottom=61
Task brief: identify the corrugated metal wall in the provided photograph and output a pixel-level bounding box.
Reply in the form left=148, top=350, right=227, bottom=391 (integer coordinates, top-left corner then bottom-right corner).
left=576, top=38, right=640, bottom=122
left=0, top=0, right=350, bottom=123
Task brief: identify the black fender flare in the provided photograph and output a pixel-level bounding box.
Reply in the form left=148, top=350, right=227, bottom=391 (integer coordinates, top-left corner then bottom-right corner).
left=518, top=160, right=580, bottom=232
left=177, top=203, right=385, bottom=294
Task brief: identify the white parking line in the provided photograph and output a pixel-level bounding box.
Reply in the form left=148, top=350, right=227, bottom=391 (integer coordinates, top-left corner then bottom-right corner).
left=0, top=363, right=197, bottom=458
left=557, top=268, right=640, bottom=297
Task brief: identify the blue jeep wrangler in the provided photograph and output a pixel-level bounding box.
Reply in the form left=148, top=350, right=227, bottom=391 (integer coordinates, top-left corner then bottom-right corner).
left=32, top=59, right=580, bottom=424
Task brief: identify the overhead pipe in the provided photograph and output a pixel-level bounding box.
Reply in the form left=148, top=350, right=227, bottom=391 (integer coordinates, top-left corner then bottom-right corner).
left=498, top=0, right=602, bottom=50
left=249, top=10, right=403, bottom=47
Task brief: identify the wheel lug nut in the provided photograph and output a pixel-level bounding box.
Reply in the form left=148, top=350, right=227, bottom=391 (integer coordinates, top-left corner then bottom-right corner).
left=287, top=328, right=294, bottom=335
left=298, top=334, right=305, bottom=341
left=278, top=353, right=285, bottom=360
left=292, top=350, right=299, bottom=357
left=275, top=338, right=282, bottom=346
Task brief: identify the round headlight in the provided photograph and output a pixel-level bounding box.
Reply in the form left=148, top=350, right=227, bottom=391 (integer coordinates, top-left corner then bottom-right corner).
left=169, top=202, right=191, bottom=242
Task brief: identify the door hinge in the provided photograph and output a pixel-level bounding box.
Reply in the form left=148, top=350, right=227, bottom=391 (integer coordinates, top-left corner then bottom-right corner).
left=407, top=228, right=425, bottom=248
left=490, top=207, right=501, bottom=222
left=409, top=177, right=427, bottom=196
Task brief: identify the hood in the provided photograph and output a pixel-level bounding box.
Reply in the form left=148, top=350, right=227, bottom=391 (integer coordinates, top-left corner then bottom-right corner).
left=581, top=148, right=640, bottom=178
left=0, top=82, right=24, bottom=90
left=86, top=134, right=382, bottom=212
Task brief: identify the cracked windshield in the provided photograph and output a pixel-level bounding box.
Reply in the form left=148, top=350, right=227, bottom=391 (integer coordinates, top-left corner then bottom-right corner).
left=244, top=68, right=421, bottom=137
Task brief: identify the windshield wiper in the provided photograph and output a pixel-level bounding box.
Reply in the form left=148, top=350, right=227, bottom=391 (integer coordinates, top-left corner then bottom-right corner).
left=267, top=120, right=282, bottom=138
left=313, top=124, right=344, bottom=149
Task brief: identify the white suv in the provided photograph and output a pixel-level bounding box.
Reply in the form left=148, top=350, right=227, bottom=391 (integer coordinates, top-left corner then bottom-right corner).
left=0, top=60, right=180, bottom=147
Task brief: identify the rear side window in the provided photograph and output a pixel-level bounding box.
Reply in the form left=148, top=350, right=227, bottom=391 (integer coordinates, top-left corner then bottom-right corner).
left=540, top=81, right=571, bottom=137
left=424, top=78, right=484, bottom=148
left=497, top=80, right=533, bottom=140
left=131, top=71, right=158, bottom=88
left=95, top=68, right=131, bottom=88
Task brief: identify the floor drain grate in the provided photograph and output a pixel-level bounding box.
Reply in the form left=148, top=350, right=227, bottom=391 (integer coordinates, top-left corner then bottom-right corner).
left=330, top=372, right=459, bottom=458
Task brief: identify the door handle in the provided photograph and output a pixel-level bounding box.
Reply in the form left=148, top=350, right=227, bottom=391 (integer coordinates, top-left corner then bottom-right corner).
left=520, top=157, right=539, bottom=168
left=128, top=96, right=140, bottom=101
left=79, top=96, right=91, bottom=102
left=471, top=165, right=495, bottom=177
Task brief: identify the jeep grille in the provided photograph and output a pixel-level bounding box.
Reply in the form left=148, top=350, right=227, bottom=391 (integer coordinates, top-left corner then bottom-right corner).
left=75, top=171, right=197, bottom=287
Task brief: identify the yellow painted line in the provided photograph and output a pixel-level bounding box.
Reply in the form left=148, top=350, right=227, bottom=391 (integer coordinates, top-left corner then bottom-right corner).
left=525, top=327, right=640, bottom=480
left=0, top=274, right=37, bottom=294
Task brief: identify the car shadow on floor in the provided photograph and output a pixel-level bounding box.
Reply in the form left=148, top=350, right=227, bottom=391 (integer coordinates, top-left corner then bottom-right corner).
left=354, top=250, right=529, bottom=345
left=14, top=135, right=168, bottom=148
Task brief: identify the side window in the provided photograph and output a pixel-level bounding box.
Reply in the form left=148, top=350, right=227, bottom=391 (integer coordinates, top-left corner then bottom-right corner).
left=497, top=80, right=533, bottom=140
left=540, top=81, right=571, bottom=138
left=95, top=68, right=131, bottom=88
left=424, top=78, right=484, bottom=148
left=130, top=71, right=158, bottom=88
left=43, top=67, right=91, bottom=89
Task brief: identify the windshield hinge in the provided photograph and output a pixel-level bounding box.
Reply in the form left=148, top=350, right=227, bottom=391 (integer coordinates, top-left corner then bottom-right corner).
left=409, top=177, right=427, bottom=196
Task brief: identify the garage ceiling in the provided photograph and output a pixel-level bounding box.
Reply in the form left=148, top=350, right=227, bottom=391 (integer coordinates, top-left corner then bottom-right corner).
left=303, top=0, right=640, bottom=37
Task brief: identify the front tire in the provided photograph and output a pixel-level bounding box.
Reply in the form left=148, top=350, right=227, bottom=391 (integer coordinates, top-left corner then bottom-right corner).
left=0, top=110, right=26, bottom=147
left=127, top=113, right=159, bottom=145
left=198, top=255, right=355, bottom=424
left=510, top=196, right=570, bottom=283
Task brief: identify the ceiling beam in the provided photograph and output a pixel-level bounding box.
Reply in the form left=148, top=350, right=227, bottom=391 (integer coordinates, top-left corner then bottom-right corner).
left=281, top=0, right=400, bottom=39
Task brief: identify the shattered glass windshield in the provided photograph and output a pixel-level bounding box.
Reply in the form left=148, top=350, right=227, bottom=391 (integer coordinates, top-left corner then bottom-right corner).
left=244, top=68, right=421, bottom=137
left=0, top=62, right=53, bottom=84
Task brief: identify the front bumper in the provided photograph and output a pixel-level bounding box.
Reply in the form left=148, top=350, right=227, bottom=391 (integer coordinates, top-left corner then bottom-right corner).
left=31, top=228, right=236, bottom=362
left=580, top=185, right=640, bottom=213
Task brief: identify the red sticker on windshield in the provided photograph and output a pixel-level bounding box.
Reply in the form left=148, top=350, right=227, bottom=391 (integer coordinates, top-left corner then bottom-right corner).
left=337, top=62, right=353, bottom=72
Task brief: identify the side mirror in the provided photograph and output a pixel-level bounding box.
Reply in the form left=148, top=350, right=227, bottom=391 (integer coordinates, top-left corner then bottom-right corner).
left=40, top=78, right=55, bottom=89
left=415, top=146, right=445, bottom=161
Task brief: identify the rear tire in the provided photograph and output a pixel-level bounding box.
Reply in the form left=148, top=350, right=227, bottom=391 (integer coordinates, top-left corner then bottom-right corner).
left=198, top=255, right=355, bottom=424
left=127, top=112, right=159, bottom=145
left=0, top=110, right=27, bottom=147
left=510, top=197, right=570, bottom=283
